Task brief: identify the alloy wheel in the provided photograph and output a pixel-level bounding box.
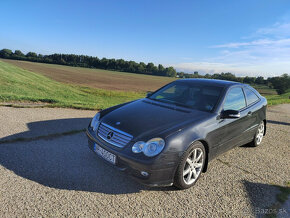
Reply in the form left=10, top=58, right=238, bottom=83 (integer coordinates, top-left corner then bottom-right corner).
left=183, top=148, right=204, bottom=185
left=256, top=122, right=264, bottom=145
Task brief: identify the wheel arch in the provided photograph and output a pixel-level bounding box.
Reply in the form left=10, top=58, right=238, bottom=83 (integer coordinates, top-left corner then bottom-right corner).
left=263, top=119, right=267, bottom=136
left=199, top=140, right=209, bottom=172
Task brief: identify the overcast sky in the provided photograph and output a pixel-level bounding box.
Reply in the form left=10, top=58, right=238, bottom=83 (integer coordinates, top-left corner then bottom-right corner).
left=1, top=0, right=290, bottom=77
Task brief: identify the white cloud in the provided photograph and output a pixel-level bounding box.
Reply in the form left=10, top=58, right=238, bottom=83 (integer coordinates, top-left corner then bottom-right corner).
left=175, top=20, right=290, bottom=77
left=211, top=38, right=290, bottom=48
left=256, top=22, right=290, bottom=38
left=173, top=61, right=290, bottom=77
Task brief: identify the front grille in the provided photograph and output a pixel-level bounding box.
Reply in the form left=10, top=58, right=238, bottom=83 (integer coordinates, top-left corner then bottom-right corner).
left=97, top=122, right=133, bottom=148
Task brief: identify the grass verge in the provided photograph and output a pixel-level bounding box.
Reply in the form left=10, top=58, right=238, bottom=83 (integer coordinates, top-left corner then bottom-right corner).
left=0, top=60, right=144, bottom=110
left=266, top=182, right=290, bottom=218
left=265, top=92, right=290, bottom=106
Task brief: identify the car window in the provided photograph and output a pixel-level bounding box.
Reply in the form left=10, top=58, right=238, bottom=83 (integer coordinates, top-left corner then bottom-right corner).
left=149, top=82, right=223, bottom=112
left=244, top=88, right=259, bottom=105
left=156, top=84, right=188, bottom=100
left=223, top=87, right=246, bottom=111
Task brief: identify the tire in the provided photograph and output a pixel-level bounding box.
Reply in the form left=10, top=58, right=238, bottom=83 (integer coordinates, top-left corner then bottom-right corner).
left=174, top=141, right=206, bottom=189
left=250, top=121, right=265, bottom=147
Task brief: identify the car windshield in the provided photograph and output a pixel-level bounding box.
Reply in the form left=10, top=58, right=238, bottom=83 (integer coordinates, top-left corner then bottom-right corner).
left=149, top=82, right=224, bottom=112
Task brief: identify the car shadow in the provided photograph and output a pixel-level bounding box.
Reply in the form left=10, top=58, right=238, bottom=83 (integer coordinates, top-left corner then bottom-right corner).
left=242, top=180, right=286, bottom=217
left=0, top=118, right=91, bottom=143
left=267, top=120, right=290, bottom=126
left=0, top=118, right=157, bottom=194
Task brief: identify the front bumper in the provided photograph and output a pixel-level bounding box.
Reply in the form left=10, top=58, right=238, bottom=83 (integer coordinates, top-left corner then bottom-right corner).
left=86, top=128, right=176, bottom=187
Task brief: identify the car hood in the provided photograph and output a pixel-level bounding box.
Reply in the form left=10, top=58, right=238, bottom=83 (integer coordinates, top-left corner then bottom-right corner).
left=101, top=99, right=208, bottom=140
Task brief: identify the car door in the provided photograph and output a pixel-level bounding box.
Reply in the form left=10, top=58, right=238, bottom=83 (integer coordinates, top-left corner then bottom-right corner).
left=242, top=87, right=261, bottom=141
left=217, top=86, right=249, bottom=153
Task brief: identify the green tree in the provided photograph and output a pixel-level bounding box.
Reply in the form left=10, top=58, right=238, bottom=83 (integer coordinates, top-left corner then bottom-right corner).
left=165, top=67, right=177, bottom=77
left=146, top=62, right=158, bottom=75
left=0, top=49, right=13, bottom=58
left=178, top=72, right=185, bottom=78
left=243, top=76, right=256, bottom=84
left=14, top=50, right=25, bottom=57
left=127, top=61, right=137, bottom=73
left=255, top=76, right=264, bottom=84
left=137, top=64, right=145, bottom=74
left=158, top=64, right=165, bottom=75
left=269, top=74, right=290, bottom=94
left=204, top=74, right=211, bottom=79
left=26, top=52, right=37, bottom=58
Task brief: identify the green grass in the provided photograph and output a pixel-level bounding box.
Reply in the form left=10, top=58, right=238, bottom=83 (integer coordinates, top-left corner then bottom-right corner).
left=0, top=60, right=144, bottom=110
left=252, top=84, right=278, bottom=95
left=265, top=182, right=290, bottom=218
left=252, top=84, right=290, bottom=105
left=265, top=91, right=290, bottom=106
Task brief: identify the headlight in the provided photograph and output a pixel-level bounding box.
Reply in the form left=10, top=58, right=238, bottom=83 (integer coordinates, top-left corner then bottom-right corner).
left=90, top=113, right=100, bottom=131
left=132, top=138, right=165, bottom=157
left=132, top=141, right=145, bottom=153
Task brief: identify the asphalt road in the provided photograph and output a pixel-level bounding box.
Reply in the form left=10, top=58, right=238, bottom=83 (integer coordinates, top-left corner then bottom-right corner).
left=0, top=105, right=289, bottom=217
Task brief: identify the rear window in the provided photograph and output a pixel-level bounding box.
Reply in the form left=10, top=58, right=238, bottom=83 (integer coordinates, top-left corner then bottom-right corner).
left=244, top=88, right=259, bottom=105
left=223, top=87, right=246, bottom=111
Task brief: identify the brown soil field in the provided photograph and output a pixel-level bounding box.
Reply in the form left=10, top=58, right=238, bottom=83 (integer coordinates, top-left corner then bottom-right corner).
left=1, top=59, right=176, bottom=92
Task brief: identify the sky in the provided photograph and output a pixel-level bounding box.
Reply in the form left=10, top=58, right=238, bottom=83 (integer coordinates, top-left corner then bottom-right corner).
left=1, top=0, right=290, bottom=77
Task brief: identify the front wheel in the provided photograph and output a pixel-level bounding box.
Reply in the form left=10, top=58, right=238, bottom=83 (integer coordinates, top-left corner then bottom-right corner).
left=174, top=141, right=206, bottom=189
left=250, top=121, right=265, bottom=147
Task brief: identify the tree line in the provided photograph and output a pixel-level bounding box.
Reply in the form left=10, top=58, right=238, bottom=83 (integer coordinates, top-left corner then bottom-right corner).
left=177, top=71, right=290, bottom=95
left=0, top=48, right=289, bottom=94
left=0, top=48, right=177, bottom=77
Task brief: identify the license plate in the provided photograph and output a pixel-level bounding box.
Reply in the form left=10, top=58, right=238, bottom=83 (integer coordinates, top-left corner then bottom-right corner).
left=94, top=143, right=116, bottom=164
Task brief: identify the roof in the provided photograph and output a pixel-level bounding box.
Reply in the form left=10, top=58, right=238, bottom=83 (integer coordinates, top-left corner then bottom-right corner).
left=176, top=78, right=241, bottom=87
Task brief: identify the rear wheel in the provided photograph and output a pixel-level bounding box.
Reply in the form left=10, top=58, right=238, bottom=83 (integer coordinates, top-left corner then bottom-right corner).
left=174, top=141, right=206, bottom=189
left=250, top=121, right=265, bottom=147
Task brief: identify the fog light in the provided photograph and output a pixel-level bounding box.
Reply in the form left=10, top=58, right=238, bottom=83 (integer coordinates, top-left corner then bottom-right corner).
left=141, top=171, right=149, bottom=177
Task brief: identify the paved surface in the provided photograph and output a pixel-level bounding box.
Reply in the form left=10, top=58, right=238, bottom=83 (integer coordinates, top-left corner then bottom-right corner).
left=0, top=105, right=289, bottom=217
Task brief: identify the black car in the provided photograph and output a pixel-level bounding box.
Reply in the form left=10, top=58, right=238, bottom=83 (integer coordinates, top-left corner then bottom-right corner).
left=86, top=79, right=267, bottom=189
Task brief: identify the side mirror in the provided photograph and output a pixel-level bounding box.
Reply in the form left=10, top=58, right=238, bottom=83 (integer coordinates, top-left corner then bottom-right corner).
left=220, top=110, right=240, bottom=119
left=146, top=91, right=152, bottom=98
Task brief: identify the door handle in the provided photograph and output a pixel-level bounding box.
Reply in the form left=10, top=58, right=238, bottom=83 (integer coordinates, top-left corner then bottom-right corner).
left=247, top=111, right=252, bottom=116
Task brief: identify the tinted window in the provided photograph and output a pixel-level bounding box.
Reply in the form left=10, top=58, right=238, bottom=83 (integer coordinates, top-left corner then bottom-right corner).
left=244, top=88, right=259, bottom=105
left=157, top=84, right=188, bottom=99
left=223, top=87, right=246, bottom=111
left=149, top=82, right=223, bottom=112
